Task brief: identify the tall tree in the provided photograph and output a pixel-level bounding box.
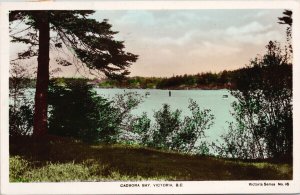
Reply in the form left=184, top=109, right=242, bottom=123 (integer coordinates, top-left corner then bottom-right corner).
left=9, top=11, right=138, bottom=136
left=278, top=10, right=292, bottom=26
left=278, top=10, right=293, bottom=55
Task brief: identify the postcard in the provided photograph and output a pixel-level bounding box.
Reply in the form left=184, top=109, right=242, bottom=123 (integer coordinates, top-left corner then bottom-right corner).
left=1, top=0, right=300, bottom=194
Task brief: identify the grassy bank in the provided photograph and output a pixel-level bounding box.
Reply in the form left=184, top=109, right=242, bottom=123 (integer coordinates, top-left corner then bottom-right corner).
left=10, top=136, right=292, bottom=182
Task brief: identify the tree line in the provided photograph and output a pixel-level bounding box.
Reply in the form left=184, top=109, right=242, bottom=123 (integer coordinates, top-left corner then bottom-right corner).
left=12, top=68, right=255, bottom=90
left=99, top=69, right=242, bottom=89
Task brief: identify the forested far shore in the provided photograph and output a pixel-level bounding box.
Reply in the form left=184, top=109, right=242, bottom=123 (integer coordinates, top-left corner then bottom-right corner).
left=9, top=68, right=267, bottom=90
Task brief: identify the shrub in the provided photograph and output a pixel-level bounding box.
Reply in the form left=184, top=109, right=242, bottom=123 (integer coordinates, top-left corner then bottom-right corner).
left=9, top=103, right=34, bottom=137
left=152, top=104, right=182, bottom=149
left=171, top=100, right=214, bottom=153
left=48, top=79, right=121, bottom=143
left=112, top=91, right=143, bottom=132
left=130, top=100, right=215, bottom=154
left=9, top=62, right=34, bottom=137
left=131, top=112, right=152, bottom=145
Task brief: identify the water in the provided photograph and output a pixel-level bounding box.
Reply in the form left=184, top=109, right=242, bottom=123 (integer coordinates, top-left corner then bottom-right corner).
left=95, top=88, right=236, bottom=142
left=22, top=88, right=236, bottom=142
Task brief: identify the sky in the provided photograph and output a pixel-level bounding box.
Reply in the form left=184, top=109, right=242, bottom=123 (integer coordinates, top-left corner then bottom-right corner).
left=93, top=9, right=286, bottom=77
left=10, top=9, right=287, bottom=78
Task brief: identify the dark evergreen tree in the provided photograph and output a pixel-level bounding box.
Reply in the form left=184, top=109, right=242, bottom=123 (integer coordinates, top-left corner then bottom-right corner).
left=278, top=10, right=292, bottom=26
left=278, top=10, right=292, bottom=55
left=48, top=79, right=121, bottom=143
left=9, top=11, right=138, bottom=136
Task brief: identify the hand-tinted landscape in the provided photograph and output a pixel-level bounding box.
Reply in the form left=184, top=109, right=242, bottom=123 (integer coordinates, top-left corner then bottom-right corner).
left=9, top=9, right=293, bottom=181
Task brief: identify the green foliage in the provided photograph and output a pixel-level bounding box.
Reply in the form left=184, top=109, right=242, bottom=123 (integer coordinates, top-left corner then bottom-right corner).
left=98, top=79, right=118, bottom=88
left=131, top=112, right=151, bottom=145
left=9, top=62, right=34, bottom=137
left=9, top=77, right=35, bottom=90
left=9, top=104, right=34, bottom=137
left=96, top=72, right=238, bottom=90
left=156, top=72, right=234, bottom=89
left=10, top=156, right=30, bottom=182
left=152, top=104, right=182, bottom=149
left=196, top=141, right=211, bottom=156
left=112, top=91, right=143, bottom=131
left=45, top=70, right=259, bottom=91
left=97, top=76, right=162, bottom=89
left=218, top=41, right=292, bottom=160
left=48, top=79, right=121, bottom=143
left=130, top=100, right=214, bottom=154
left=48, top=80, right=143, bottom=143
left=171, top=100, right=215, bottom=153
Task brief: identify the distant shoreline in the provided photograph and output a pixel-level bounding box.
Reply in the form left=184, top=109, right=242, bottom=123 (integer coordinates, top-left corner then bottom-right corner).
left=96, top=85, right=231, bottom=90
left=22, top=86, right=231, bottom=90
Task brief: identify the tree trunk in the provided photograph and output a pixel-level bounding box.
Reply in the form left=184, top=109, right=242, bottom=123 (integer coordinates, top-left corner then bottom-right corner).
left=33, top=11, right=50, bottom=136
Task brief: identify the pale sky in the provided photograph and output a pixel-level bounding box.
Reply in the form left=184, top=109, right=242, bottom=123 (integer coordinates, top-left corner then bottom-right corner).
left=10, top=9, right=287, bottom=78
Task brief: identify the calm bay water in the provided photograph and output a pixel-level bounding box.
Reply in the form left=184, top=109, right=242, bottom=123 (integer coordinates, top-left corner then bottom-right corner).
left=95, top=89, right=235, bottom=142
left=23, top=88, right=236, bottom=142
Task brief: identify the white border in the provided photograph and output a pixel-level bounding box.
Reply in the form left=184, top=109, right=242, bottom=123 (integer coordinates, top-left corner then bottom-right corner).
left=1, top=1, right=300, bottom=194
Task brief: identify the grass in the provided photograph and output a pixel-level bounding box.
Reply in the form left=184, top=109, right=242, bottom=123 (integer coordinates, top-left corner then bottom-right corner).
left=9, top=136, right=292, bottom=182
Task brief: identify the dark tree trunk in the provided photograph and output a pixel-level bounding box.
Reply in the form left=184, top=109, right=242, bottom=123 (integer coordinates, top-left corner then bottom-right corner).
left=33, top=11, right=50, bottom=136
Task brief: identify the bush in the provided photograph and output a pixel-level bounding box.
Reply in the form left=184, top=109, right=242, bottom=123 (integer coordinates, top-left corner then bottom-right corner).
left=130, top=100, right=215, bottom=154
left=9, top=62, right=34, bottom=137
left=171, top=100, right=214, bottom=153
left=112, top=91, right=143, bottom=132
left=48, top=79, right=121, bottom=143
left=152, top=104, right=182, bottom=149
left=9, top=103, right=34, bottom=137
left=131, top=112, right=152, bottom=145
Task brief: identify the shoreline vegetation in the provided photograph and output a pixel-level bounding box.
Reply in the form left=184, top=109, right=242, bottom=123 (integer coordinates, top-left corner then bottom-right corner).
left=9, top=69, right=240, bottom=90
